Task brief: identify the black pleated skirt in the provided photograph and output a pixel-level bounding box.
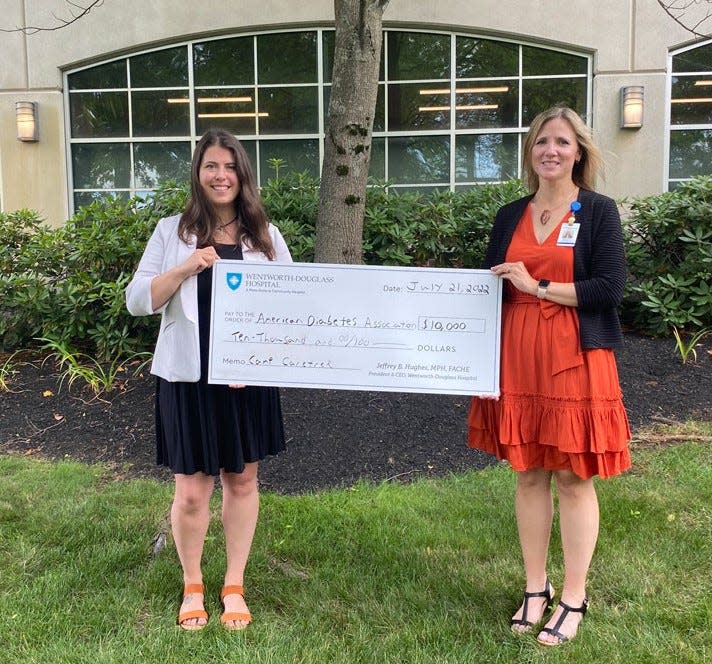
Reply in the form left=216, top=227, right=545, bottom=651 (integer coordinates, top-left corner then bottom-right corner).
left=155, top=379, right=286, bottom=475
left=154, top=242, right=286, bottom=476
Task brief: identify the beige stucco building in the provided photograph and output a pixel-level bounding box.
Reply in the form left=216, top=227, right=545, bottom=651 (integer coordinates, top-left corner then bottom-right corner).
left=0, top=0, right=705, bottom=225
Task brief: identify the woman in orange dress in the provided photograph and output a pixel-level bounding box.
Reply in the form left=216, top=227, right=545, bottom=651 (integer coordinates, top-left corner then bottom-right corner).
left=467, top=107, right=631, bottom=646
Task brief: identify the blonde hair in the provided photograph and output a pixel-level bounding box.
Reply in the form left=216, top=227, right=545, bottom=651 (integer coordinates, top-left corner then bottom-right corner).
left=522, top=106, right=603, bottom=192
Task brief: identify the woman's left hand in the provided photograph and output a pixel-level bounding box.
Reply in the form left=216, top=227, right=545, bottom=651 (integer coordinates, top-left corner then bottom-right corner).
left=229, top=384, right=246, bottom=389
left=491, top=261, right=537, bottom=296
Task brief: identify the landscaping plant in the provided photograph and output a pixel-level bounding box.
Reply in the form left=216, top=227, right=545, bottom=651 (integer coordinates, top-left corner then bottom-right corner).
left=622, top=176, right=712, bottom=337
left=2, top=175, right=712, bottom=383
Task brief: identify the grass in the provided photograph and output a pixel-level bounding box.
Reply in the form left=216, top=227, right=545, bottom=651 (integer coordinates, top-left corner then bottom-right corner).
left=0, top=429, right=710, bottom=663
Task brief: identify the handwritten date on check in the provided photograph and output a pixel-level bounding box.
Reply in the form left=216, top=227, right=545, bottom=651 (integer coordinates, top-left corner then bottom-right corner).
left=208, top=261, right=502, bottom=395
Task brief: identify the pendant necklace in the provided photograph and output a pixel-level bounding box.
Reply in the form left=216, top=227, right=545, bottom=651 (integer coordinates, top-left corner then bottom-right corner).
left=537, top=188, right=578, bottom=225
left=217, top=215, right=237, bottom=231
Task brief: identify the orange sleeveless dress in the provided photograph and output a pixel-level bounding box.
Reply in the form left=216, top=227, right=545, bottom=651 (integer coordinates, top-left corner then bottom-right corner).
left=467, top=205, right=631, bottom=479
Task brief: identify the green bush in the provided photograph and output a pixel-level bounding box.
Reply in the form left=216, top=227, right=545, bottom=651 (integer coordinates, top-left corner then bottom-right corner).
left=261, top=171, right=319, bottom=262
left=362, top=179, right=527, bottom=267
left=622, top=177, right=712, bottom=335
left=13, top=172, right=711, bottom=363
left=0, top=185, right=188, bottom=359
left=265, top=174, right=526, bottom=268
left=4, top=178, right=527, bottom=360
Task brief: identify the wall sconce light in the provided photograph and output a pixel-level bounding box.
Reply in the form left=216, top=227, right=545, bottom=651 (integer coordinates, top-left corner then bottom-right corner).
left=620, top=86, right=644, bottom=129
left=16, top=101, right=39, bottom=142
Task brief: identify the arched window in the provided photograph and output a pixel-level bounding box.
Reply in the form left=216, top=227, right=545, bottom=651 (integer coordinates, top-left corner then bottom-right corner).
left=65, top=28, right=590, bottom=209
left=669, top=41, right=712, bottom=189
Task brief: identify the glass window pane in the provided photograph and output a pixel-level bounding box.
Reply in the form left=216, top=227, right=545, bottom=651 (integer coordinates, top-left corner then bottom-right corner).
left=523, top=46, right=588, bottom=76
left=195, top=88, right=257, bottom=135
left=455, top=83, right=519, bottom=129
left=193, top=37, right=254, bottom=86
left=258, top=87, right=319, bottom=134
left=258, top=32, right=317, bottom=84
left=669, top=130, right=712, bottom=179
left=68, top=61, right=126, bottom=90
left=390, top=184, right=449, bottom=195
left=258, top=139, right=319, bottom=179
left=238, top=140, right=257, bottom=176
left=456, top=37, right=518, bottom=78
left=456, top=133, right=518, bottom=182
left=72, top=143, right=131, bottom=189
left=387, top=32, right=450, bottom=81
left=374, top=83, right=385, bottom=132
left=388, top=136, right=450, bottom=184
left=70, top=92, right=129, bottom=138
left=673, top=44, right=712, bottom=72
left=132, top=90, right=190, bottom=137
left=133, top=142, right=192, bottom=189
left=74, top=191, right=129, bottom=209
left=369, top=137, right=385, bottom=180
left=323, top=30, right=335, bottom=81
left=522, top=78, right=587, bottom=126
left=671, top=76, right=712, bottom=124
left=130, top=47, right=188, bottom=87
left=389, top=83, right=450, bottom=131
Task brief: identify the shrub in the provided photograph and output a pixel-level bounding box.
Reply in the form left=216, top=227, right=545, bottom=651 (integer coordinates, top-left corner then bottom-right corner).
left=622, top=177, right=712, bottom=336
left=0, top=209, right=59, bottom=350
left=263, top=174, right=527, bottom=268
left=261, top=171, right=319, bottom=262
left=362, top=179, right=527, bottom=268
left=0, top=178, right=547, bottom=363
left=0, top=185, right=188, bottom=359
left=5, top=172, right=712, bottom=368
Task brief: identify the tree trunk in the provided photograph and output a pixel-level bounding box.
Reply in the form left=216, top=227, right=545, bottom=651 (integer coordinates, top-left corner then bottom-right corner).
left=315, top=0, right=389, bottom=264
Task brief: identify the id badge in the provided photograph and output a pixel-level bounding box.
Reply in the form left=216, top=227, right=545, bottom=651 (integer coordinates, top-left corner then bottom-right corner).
left=557, top=222, right=580, bottom=247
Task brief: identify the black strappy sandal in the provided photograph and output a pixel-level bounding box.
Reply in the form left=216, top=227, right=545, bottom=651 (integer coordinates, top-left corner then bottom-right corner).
left=537, top=596, right=589, bottom=646
left=510, top=578, right=554, bottom=632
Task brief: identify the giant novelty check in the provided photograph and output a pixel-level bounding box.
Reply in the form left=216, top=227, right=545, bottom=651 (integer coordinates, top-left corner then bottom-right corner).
left=208, top=261, right=502, bottom=395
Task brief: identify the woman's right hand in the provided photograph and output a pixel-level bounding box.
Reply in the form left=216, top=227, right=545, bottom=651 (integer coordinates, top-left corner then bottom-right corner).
left=180, top=246, right=220, bottom=277
left=151, top=246, right=221, bottom=312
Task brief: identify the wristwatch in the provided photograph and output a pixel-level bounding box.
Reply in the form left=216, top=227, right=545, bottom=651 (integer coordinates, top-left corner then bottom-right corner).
left=537, top=279, right=550, bottom=299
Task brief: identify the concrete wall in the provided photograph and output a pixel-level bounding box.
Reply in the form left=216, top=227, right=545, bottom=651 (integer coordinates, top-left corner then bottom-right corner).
left=0, top=92, right=67, bottom=221
left=0, top=0, right=696, bottom=224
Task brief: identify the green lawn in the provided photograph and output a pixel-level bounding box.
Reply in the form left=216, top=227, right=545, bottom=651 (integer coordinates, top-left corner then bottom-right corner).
left=0, top=432, right=710, bottom=663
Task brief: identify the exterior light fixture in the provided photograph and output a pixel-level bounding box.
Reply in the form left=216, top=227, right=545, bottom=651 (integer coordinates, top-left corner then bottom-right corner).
left=16, top=101, right=39, bottom=141
left=620, top=86, right=644, bottom=129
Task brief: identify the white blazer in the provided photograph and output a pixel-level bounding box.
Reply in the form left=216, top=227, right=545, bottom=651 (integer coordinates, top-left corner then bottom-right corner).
left=125, top=214, right=293, bottom=382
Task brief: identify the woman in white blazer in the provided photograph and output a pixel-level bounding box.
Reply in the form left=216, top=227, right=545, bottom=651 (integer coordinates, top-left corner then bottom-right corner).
left=126, top=129, right=292, bottom=631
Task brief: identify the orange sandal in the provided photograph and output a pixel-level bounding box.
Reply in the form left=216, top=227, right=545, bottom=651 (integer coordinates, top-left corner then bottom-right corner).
left=220, top=584, right=252, bottom=630
left=177, top=583, right=208, bottom=631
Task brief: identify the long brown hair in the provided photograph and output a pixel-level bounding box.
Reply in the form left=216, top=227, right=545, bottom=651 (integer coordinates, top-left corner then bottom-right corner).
left=522, top=106, right=604, bottom=192
left=178, top=128, right=275, bottom=259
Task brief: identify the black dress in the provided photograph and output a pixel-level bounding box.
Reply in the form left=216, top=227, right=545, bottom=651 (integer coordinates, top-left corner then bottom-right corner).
left=155, top=243, right=286, bottom=475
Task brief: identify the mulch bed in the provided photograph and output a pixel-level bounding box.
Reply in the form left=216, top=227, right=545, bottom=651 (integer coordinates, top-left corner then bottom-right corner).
left=1, top=332, right=710, bottom=494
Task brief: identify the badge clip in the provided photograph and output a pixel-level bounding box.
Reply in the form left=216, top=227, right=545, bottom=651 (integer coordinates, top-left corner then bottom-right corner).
left=567, top=200, right=581, bottom=225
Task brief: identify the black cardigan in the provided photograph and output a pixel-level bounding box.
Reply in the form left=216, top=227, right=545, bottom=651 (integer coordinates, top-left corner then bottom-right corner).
left=482, top=188, right=626, bottom=349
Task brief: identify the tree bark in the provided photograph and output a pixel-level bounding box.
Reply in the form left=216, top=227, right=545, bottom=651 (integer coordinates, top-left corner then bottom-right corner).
left=315, top=0, right=389, bottom=264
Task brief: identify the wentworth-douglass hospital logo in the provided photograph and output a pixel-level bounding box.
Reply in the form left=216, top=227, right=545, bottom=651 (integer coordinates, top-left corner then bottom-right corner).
left=226, top=273, right=242, bottom=291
